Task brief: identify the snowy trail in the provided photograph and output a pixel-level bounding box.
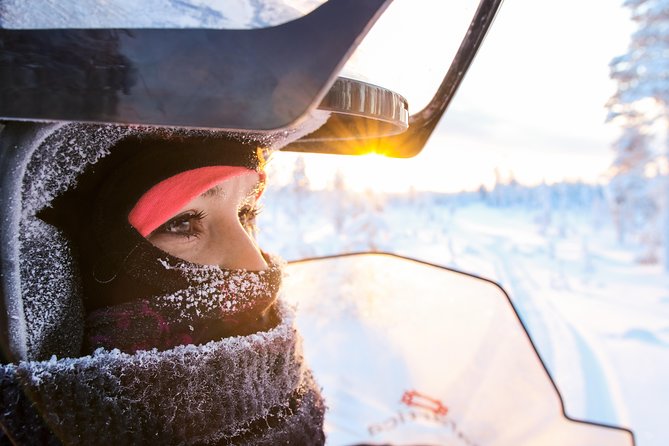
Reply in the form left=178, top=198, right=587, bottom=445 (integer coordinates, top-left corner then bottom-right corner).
left=437, top=204, right=669, bottom=444
left=470, top=233, right=618, bottom=424
left=492, top=244, right=620, bottom=423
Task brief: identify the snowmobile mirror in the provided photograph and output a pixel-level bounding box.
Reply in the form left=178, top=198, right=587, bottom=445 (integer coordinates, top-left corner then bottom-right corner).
left=285, top=0, right=504, bottom=158
left=298, top=76, right=409, bottom=139
left=0, top=0, right=391, bottom=131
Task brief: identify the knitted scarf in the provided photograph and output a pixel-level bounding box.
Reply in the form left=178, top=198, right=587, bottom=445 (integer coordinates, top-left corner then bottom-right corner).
left=85, top=253, right=284, bottom=353
left=0, top=301, right=326, bottom=445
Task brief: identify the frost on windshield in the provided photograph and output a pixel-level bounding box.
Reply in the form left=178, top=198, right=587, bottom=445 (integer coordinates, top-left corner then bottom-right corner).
left=0, top=0, right=327, bottom=29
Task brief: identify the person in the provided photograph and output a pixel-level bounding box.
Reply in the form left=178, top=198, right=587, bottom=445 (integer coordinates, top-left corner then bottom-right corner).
left=0, top=1, right=392, bottom=443
left=49, top=134, right=284, bottom=354
left=0, top=125, right=326, bottom=445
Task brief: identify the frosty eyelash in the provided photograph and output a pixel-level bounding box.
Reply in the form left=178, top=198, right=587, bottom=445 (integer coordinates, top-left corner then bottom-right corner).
left=238, top=204, right=261, bottom=218
left=238, top=204, right=261, bottom=231
left=151, top=202, right=260, bottom=241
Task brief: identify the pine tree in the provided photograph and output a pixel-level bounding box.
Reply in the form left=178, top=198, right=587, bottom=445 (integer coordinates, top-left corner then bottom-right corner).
left=331, top=168, right=348, bottom=234
left=289, top=155, right=315, bottom=257
left=608, top=0, right=669, bottom=269
left=608, top=112, right=654, bottom=233
left=609, top=0, right=669, bottom=112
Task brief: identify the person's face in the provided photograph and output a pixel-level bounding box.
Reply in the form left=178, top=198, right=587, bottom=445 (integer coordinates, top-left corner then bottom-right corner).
left=146, top=172, right=267, bottom=270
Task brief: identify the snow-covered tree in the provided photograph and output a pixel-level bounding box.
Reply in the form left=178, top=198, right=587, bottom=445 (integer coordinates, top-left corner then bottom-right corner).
left=289, top=155, right=311, bottom=222
left=535, top=181, right=552, bottom=236
left=607, top=0, right=669, bottom=269
left=291, top=155, right=309, bottom=187
left=287, top=155, right=316, bottom=257
left=330, top=168, right=348, bottom=234
left=345, top=189, right=388, bottom=252
left=609, top=0, right=669, bottom=114
left=608, top=113, right=660, bottom=249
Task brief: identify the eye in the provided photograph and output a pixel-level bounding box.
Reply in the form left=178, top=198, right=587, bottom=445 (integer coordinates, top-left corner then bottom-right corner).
left=153, top=210, right=206, bottom=239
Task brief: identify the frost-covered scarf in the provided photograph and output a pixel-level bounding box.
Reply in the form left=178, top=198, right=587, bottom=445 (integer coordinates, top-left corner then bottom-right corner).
left=85, top=252, right=283, bottom=353
left=1, top=301, right=326, bottom=445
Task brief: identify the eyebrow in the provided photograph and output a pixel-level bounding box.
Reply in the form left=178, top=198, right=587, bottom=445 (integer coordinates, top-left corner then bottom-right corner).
left=201, top=184, right=225, bottom=198
left=200, top=181, right=261, bottom=200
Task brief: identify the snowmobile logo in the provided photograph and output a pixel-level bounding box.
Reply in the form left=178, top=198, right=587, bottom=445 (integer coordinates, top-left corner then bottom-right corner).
left=401, top=389, right=449, bottom=415
left=366, top=390, right=479, bottom=446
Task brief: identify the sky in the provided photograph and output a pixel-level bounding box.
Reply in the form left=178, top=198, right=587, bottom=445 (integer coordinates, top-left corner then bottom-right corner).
left=271, top=0, right=636, bottom=193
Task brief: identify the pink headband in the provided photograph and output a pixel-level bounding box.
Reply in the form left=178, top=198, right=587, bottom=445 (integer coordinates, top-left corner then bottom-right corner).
left=128, top=166, right=265, bottom=237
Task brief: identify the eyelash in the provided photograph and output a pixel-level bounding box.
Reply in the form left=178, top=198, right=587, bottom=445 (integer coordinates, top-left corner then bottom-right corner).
left=153, top=205, right=261, bottom=239
left=238, top=204, right=261, bottom=231
left=155, top=210, right=207, bottom=239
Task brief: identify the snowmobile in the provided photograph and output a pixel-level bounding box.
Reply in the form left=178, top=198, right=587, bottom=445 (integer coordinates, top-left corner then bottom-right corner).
left=0, top=0, right=635, bottom=444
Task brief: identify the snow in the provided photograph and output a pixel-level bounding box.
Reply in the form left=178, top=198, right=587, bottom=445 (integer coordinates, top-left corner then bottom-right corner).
left=258, top=180, right=669, bottom=446
left=153, top=254, right=283, bottom=321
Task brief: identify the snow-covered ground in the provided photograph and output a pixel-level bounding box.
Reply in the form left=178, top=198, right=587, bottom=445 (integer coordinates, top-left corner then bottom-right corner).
left=258, top=184, right=669, bottom=446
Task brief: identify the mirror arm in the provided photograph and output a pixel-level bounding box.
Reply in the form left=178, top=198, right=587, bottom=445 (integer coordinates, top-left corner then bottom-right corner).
left=402, top=0, right=506, bottom=157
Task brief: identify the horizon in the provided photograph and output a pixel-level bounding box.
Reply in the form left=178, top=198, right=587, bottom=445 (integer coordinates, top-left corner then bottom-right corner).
left=266, top=152, right=617, bottom=194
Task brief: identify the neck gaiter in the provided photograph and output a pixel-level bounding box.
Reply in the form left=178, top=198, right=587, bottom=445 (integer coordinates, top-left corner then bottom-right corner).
left=85, top=239, right=283, bottom=353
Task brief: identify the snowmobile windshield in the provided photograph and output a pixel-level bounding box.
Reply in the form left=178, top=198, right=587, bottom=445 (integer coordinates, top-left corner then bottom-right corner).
left=283, top=253, right=635, bottom=446
left=341, top=0, right=481, bottom=112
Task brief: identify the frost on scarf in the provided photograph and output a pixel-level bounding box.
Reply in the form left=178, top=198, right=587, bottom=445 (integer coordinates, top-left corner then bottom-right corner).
left=0, top=301, right=326, bottom=445
left=85, top=255, right=285, bottom=353
left=155, top=255, right=285, bottom=320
